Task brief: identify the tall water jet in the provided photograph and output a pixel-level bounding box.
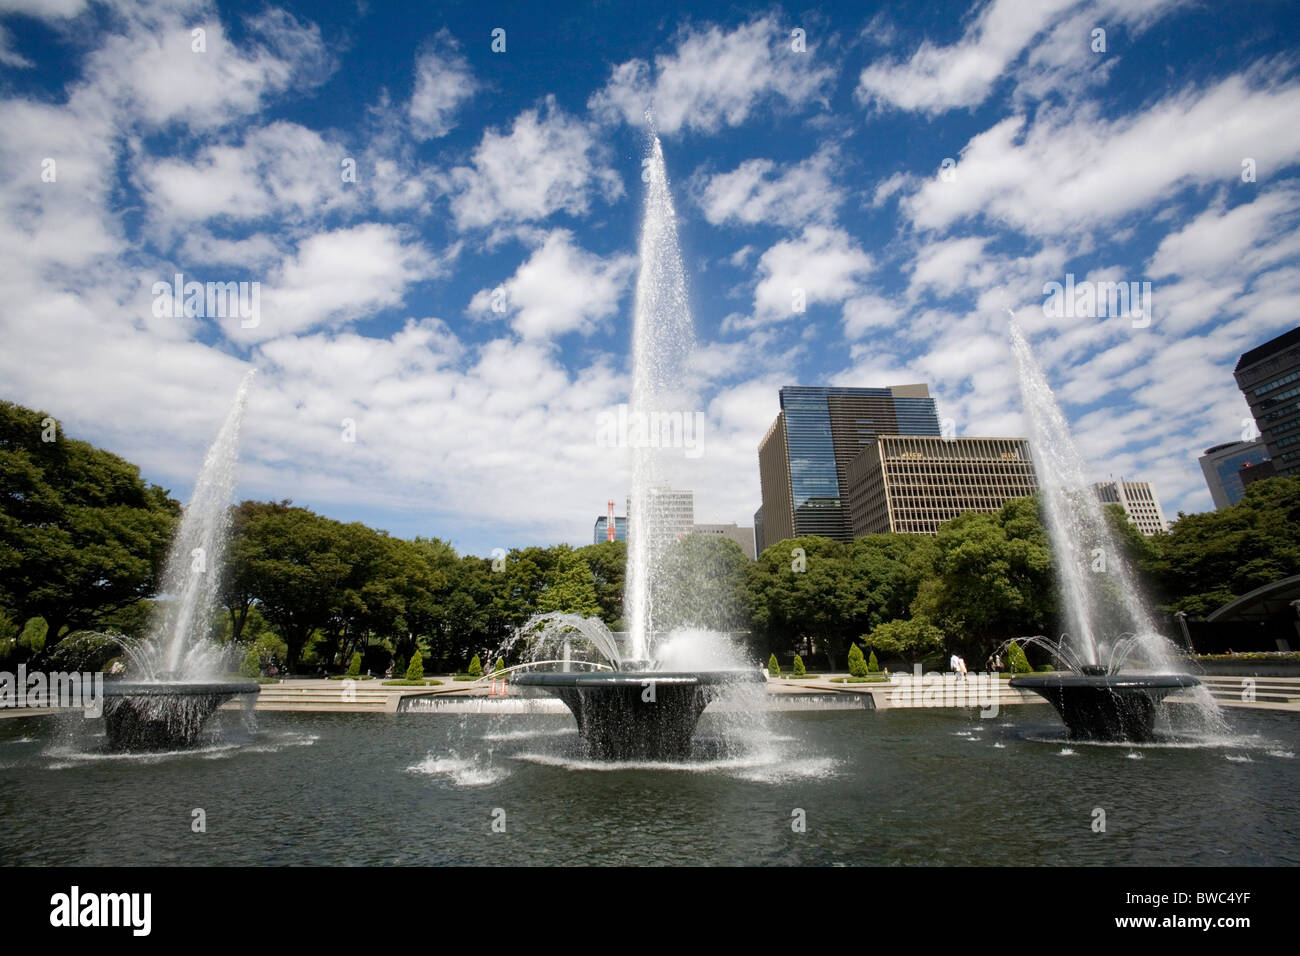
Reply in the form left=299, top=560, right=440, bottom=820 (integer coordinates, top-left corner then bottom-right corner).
left=1007, top=322, right=1205, bottom=740
left=515, top=131, right=763, bottom=759
left=624, top=132, right=693, bottom=662
left=101, top=371, right=260, bottom=749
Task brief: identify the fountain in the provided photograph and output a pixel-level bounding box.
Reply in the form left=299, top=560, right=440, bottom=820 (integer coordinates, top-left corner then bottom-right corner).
left=101, top=371, right=261, bottom=749
left=1006, top=322, right=1203, bottom=741
left=514, top=130, right=763, bottom=759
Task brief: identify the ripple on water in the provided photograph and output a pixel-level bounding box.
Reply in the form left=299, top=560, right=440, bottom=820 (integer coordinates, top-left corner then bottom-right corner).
left=406, top=755, right=509, bottom=786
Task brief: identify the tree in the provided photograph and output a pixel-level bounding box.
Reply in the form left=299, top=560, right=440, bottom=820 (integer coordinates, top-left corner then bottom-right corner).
left=767, top=652, right=780, bottom=677
left=746, top=536, right=856, bottom=669
left=656, top=535, right=750, bottom=632
left=347, top=651, right=361, bottom=677
left=1007, top=640, right=1032, bottom=674
left=910, top=497, right=1056, bottom=664
left=468, top=654, right=482, bottom=677
left=405, top=651, right=424, bottom=681
left=1147, top=477, right=1300, bottom=616
left=574, top=540, right=626, bottom=627
left=535, top=555, right=601, bottom=617
left=867, top=650, right=879, bottom=673
left=847, top=643, right=868, bottom=677
left=866, top=618, right=945, bottom=662
left=0, top=401, right=178, bottom=652
left=792, top=653, right=806, bottom=677
left=494, top=657, right=504, bottom=674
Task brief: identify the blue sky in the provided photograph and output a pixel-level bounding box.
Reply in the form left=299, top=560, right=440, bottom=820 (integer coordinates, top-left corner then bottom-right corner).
left=2, top=0, right=1299, bottom=556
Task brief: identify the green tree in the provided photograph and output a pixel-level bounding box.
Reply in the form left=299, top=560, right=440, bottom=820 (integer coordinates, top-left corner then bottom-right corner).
left=792, top=653, right=806, bottom=677
left=867, top=650, right=879, bottom=673
left=494, top=656, right=504, bottom=674
left=405, top=650, right=424, bottom=681
left=746, top=536, right=856, bottom=669
left=657, top=535, right=750, bottom=632
left=0, top=401, right=179, bottom=652
left=910, top=496, right=1055, bottom=663
left=574, top=540, right=627, bottom=627
left=535, top=555, right=601, bottom=617
left=347, top=651, right=361, bottom=677
left=1007, top=640, right=1032, bottom=674
left=767, top=652, right=780, bottom=677
left=1147, top=477, right=1300, bottom=615
left=866, top=618, right=945, bottom=662
left=847, top=643, right=868, bottom=677
left=468, top=654, right=482, bottom=677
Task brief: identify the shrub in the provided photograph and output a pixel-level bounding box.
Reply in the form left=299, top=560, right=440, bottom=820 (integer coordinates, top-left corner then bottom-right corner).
left=1007, top=641, right=1032, bottom=674
left=847, top=644, right=868, bottom=677
left=767, top=652, right=780, bottom=677
left=405, top=651, right=424, bottom=681
left=240, top=633, right=289, bottom=679
left=347, top=652, right=362, bottom=677
left=494, top=657, right=505, bottom=674
left=468, top=654, right=482, bottom=677
left=867, top=650, right=880, bottom=673
left=792, top=654, right=806, bottom=677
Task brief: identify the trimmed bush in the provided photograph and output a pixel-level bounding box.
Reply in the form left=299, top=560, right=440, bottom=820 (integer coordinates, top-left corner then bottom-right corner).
left=767, top=652, right=780, bottom=677
left=468, top=654, right=482, bottom=677
left=347, top=652, right=362, bottom=677
left=867, top=650, right=880, bottom=673
left=405, top=651, right=424, bottom=681
left=792, top=654, right=806, bottom=677
left=847, top=644, right=868, bottom=677
left=494, top=657, right=505, bottom=674
left=1007, top=641, right=1032, bottom=674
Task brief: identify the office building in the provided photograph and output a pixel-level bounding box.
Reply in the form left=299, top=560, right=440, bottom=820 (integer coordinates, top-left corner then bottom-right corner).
left=592, top=515, right=627, bottom=544
left=1236, top=325, right=1300, bottom=480
left=689, top=522, right=757, bottom=560
left=1199, top=440, right=1271, bottom=509
left=845, top=436, right=1039, bottom=535
left=756, top=385, right=941, bottom=548
left=1092, top=480, right=1168, bottom=536
left=626, top=486, right=694, bottom=552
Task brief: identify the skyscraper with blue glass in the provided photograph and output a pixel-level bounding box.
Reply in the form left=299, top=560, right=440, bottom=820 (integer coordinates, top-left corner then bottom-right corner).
left=1236, top=325, right=1300, bottom=481
left=756, top=384, right=941, bottom=548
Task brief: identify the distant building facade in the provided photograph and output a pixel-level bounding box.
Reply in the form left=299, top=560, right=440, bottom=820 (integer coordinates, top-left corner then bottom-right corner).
left=1236, top=325, right=1300, bottom=480
left=592, top=515, right=627, bottom=544
left=845, top=436, right=1039, bottom=535
left=756, top=384, right=941, bottom=549
left=626, top=486, right=694, bottom=552
left=689, top=522, right=756, bottom=560
left=1092, top=480, right=1168, bottom=536
left=1199, top=440, right=1271, bottom=509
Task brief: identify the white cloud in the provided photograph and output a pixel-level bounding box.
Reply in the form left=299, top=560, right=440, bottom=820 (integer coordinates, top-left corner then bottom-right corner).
left=446, top=97, right=622, bottom=230
left=694, top=146, right=843, bottom=228
left=741, top=226, right=874, bottom=327
left=901, top=69, right=1300, bottom=240
left=589, top=15, right=834, bottom=135
left=409, top=28, right=476, bottom=140
left=467, top=230, right=635, bottom=341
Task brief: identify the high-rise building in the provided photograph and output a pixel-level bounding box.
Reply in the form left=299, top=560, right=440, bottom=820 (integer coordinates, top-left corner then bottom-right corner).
left=1092, top=480, right=1168, bottom=536
left=689, top=523, right=756, bottom=560
left=1199, top=440, right=1271, bottom=509
left=1236, top=325, right=1300, bottom=480
left=756, top=385, right=941, bottom=548
left=592, top=515, right=627, bottom=543
left=626, top=486, right=694, bottom=551
left=845, top=436, right=1039, bottom=535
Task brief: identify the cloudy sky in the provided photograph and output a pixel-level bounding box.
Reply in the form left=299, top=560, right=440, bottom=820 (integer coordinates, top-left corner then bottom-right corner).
left=2, top=0, right=1298, bottom=555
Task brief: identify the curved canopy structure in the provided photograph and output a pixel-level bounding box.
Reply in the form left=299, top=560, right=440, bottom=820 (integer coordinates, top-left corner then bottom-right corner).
left=1206, top=574, right=1300, bottom=624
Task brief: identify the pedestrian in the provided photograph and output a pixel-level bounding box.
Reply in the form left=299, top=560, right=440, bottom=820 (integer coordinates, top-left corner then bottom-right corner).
left=949, top=652, right=960, bottom=674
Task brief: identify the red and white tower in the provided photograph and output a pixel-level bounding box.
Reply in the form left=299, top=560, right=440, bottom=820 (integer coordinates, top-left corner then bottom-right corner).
left=606, top=499, right=616, bottom=541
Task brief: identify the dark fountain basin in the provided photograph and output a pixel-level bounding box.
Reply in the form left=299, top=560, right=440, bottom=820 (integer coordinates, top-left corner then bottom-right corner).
left=101, top=680, right=261, bottom=751
left=1010, top=667, right=1200, bottom=741
left=514, top=669, right=765, bottom=760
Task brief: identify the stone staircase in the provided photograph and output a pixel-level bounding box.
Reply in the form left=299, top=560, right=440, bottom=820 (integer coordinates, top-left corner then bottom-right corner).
left=251, top=681, right=397, bottom=713
left=1196, top=675, right=1300, bottom=709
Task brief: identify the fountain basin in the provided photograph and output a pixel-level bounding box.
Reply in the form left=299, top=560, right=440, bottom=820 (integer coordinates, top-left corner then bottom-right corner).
left=101, top=680, right=260, bottom=751
left=1010, top=672, right=1199, bottom=741
left=515, top=669, right=764, bottom=760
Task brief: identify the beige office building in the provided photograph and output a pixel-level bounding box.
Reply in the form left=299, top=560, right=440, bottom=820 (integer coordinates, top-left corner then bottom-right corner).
left=689, top=523, right=757, bottom=560
left=845, top=436, right=1040, bottom=535
left=1091, top=480, right=1168, bottom=536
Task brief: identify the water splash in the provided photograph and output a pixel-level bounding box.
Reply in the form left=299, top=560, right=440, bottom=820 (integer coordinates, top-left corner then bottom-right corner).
left=1009, top=323, right=1169, bottom=669
left=625, top=134, right=693, bottom=662
left=131, top=370, right=256, bottom=680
